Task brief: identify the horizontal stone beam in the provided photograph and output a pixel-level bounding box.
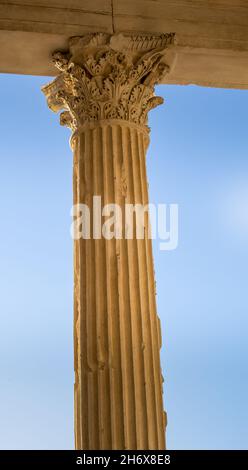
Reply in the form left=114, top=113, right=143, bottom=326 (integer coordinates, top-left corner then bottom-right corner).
left=1, top=0, right=248, bottom=88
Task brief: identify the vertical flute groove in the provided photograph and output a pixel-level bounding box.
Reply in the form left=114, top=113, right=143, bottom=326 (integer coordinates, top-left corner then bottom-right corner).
left=138, top=130, right=159, bottom=445
left=140, top=133, right=166, bottom=448
left=126, top=127, right=149, bottom=449
left=111, top=124, right=125, bottom=449
left=137, top=129, right=159, bottom=449
left=119, top=126, right=138, bottom=449
left=102, top=125, right=115, bottom=449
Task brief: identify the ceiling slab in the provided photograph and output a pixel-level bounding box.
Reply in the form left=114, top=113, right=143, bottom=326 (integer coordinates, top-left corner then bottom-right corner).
left=1, top=0, right=248, bottom=88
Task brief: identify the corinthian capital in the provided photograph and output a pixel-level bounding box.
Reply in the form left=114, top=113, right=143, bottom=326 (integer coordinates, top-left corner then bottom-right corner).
left=42, top=33, right=175, bottom=130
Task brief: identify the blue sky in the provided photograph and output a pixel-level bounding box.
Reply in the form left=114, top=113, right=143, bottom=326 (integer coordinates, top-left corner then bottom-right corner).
left=0, top=75, right=247, bottom=449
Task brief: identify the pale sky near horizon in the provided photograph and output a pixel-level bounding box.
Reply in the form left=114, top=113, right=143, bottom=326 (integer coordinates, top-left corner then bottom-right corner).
left=0, top=74, right=247, bottom=449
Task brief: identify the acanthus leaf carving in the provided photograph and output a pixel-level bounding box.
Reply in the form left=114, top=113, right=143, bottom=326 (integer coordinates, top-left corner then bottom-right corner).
left=42, top=33, right=175, bottom=130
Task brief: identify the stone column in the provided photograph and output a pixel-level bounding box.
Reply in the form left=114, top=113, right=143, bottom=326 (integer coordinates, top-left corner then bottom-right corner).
left=42, top=33, right=174, bottom=450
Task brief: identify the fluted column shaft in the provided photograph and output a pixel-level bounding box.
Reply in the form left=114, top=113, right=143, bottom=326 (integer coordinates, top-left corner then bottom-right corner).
left=73, top=121, right=165, bottom=449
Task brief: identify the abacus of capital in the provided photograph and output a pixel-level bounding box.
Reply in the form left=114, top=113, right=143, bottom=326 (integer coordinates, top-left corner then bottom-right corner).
left=42, top=32, right=175, bottom=450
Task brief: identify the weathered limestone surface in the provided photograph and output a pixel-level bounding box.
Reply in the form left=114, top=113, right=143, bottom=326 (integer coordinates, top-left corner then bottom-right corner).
left=72, top=121, right=166, bottom=450
left=42, top=33, right=172, bottom=450
left=1, top=1, right=248, bottom=88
